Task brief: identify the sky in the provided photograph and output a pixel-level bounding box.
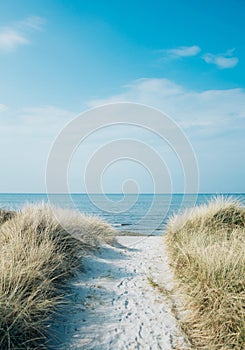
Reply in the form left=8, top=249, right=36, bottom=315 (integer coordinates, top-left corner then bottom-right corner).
left=0, top=0, right=244, bottom=193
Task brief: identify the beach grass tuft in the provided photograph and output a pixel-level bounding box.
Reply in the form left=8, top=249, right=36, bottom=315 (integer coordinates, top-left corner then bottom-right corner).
left=0, top=203, right=115, bottom=349
left=0, top=208, right=16, bottom=225
left=165, top=197, right=245, bottom=350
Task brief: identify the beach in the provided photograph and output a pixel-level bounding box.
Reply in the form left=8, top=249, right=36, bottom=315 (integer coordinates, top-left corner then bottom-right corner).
left=1, top=198, right=244, bottom=349
left=48, top=235, right=187, bottom=350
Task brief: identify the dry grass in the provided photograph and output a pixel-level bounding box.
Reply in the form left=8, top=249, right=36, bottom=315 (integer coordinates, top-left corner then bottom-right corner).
left=0, top=209, right=15, bottom=226
left=0, top=203, right=115, bottom=349
left=165, top=197, right=245, bottom=350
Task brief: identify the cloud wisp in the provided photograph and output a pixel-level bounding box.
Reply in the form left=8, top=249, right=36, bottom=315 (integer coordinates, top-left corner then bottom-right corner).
left=162, top=45, right=201, bottom=59
left=88, top=78, right=245, bottom=137
left=0, top=16, right=45, bottom=52
left=202, top=49, right=239, bottom=69
left=160, top=45, right=239, bottom=70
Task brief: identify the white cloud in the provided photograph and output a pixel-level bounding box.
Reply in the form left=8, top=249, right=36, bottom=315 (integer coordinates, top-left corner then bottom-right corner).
left=0, top=16, right=45, bottom=52
left=202, top=49, right=239, bottom=69
left=163, top=45, right=201, bottom=58
left=0, top=29, right=29, bottom=51
left=160, top=46, right=239, bottom=69
left=88, top=78, right=245, bottom=137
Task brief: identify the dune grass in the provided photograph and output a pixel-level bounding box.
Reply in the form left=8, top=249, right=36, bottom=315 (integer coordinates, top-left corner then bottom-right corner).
left=0, top=204, right=115, bottom=349
left=0, top=209, right=15, bottom=225
left=165, top=197, right=245, bottom=350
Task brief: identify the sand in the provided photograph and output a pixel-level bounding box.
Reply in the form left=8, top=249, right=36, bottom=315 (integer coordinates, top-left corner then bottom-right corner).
left=48, top=236, right=187, bottom=350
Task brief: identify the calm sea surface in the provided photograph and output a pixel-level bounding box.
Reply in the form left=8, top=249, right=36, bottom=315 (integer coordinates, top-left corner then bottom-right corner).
left=0, top=193, right=244, bottom=235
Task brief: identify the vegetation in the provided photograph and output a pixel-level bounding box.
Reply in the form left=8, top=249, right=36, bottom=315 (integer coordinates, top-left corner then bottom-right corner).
left=165, top=197, right=245, bottom=350
left=0, top=208, right=15, bottom=225
left=0, top=204, right=115, bottom=349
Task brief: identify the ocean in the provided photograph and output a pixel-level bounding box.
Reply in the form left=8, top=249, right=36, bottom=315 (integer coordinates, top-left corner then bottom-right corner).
left=0, top=193, right=244, bottom=235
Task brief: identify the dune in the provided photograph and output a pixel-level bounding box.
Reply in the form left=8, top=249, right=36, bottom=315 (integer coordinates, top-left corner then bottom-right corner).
left=0, top=204, right=116, bottom=349
left=165, top=197, right=245, bottom=350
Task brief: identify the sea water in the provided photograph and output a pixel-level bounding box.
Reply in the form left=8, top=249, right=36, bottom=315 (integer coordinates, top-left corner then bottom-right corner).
left=0, top=193, right=244, bottom=235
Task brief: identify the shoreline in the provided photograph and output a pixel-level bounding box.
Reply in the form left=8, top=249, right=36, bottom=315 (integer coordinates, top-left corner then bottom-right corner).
left=116, top=230, right=157, bottom=236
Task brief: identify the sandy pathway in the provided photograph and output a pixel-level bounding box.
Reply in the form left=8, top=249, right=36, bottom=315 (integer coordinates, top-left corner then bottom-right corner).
left=49, top=236, right=186, bottom=350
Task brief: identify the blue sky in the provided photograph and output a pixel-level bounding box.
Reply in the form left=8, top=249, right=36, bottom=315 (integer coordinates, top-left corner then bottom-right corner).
left=0, top=0, right=244, bottom=193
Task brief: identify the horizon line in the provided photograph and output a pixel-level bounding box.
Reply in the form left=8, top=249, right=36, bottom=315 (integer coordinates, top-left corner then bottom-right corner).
left=0, top=192, right=244, bottom=195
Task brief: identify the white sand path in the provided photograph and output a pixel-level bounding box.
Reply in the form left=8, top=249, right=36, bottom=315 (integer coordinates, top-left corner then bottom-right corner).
left=49, top=236, right=187, bottom=350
